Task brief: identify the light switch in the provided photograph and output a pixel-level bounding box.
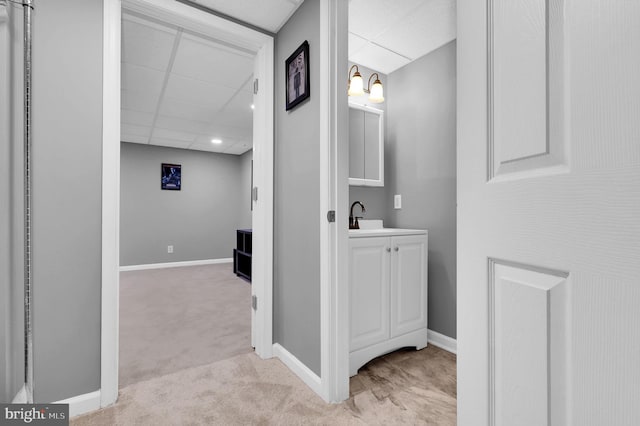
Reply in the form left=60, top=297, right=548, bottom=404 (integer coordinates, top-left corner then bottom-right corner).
left=394, top=194, right=402, bottom=209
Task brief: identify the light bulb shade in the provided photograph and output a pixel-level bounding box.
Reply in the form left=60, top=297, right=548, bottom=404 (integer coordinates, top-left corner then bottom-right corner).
left=368, top=79, right=384, bottom=103
left=348, top=72, right=365, bottom=96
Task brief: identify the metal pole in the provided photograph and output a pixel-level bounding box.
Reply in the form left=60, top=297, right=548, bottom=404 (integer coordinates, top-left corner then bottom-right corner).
left=22, top=0, right=34, bottom=404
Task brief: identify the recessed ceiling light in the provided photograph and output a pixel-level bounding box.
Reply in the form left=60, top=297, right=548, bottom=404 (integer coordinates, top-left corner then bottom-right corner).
left=211, top=139, right=222, bottom=144
left=250, top=104, right=255, bottom=110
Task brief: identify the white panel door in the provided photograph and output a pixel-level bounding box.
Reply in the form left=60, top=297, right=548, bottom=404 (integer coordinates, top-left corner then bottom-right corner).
left=390, top=235, right=428, bottom=338
left=349, top=237, right=390, bottom=352
left=458, top=0, right=640, bottom=425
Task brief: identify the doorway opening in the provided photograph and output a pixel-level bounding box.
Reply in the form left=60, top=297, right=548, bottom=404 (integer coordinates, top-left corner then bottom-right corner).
left=101, top=0, right=274, bottom=407
left=117, top=9, right=257, bottom=388
left=341, top=0, right=458, bottom=414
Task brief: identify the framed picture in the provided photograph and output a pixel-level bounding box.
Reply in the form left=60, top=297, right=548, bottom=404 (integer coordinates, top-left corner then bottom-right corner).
left=161, top=163, right=181, bottom=190
left=285, top=40, right=310, bottom=111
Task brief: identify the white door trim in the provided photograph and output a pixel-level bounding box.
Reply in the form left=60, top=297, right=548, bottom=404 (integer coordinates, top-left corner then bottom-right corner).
left=101, top=0, right=274, bottom=408
left=318, top=0, right=349, bottom=403
left=251, top=36, right=275, bottom=360
left=100, top=0, right=120, bottom=407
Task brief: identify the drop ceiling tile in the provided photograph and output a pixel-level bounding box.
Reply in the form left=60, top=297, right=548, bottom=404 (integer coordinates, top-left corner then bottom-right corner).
left=241, top=78, right=254, bottom=94
left=204, top=124, right=252, bottom=140
left=348, top=32, right=369, bottom=58
left=163, top=73, right=237, bottom=110
left=149, top=138, right=192, bottom=150
left=213, top=112, right=252, bottom=129
left=121, top=109, right=155, bottom=127
left=189, top=141, right=228, bottom=153
left=349, top=43, right=411, bottom=75
left=192, top=133, right=242, bottom=145
left=348, top=0, right=424, bottom=40
left=121, top=89, right=161, bottom=114
left=214, top=106, right=253, bottom=128
left=122, top=13, right=177, bottom=72
left=121, top=135, right=149, bottom=145
left=194, top=0, right=303, bottom=32
left=172, top=34, right=254, bottom=88
left=121, top=123, right=152, bottom=137
left=158, top=97, right=222, bottom=123
left=151, top=128, right=198, bottom=143
left=224, top=142, right=252, bottom=155
left=373, top=0, right=456, bottom=60
left=155, top=115, right=211, bottom=134
left=121, top=63, right=166, bottom=94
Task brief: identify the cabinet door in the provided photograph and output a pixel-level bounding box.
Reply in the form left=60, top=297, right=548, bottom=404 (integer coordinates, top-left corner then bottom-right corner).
left=349, top=237, right=390, bottom=351
left=390, top=234, right=428, bottom=338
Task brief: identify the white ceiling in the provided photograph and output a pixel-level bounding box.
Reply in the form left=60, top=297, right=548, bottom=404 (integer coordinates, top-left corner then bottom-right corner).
left=122, top=0, right=456, bottom=154
left=348, top=0, right=457, bottom=75
left=189, top=0, right=305, bottom=33
left=121, top=12, right=255, bottom=155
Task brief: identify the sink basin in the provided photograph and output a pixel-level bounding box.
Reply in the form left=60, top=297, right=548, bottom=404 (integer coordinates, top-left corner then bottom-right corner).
left=356, top=219, right=383, bottom=230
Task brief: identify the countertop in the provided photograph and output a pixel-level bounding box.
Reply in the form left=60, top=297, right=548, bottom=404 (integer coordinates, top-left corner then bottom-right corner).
left=348, top=228, right=427, bottom=238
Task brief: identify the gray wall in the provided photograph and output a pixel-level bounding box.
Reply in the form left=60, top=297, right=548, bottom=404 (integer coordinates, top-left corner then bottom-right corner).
left=349, top=186, right=389, bottom=224
left=31, top=0, right=103, bottom=402
left=274, top=0, right=322, bottom=376
left=238, top=149, right=253, bottom=229
left=120, top=143, right=252, bottom=266
left=386, top=41, right=457, bottom=339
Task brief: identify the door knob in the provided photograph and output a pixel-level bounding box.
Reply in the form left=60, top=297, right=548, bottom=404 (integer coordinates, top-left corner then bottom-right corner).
left=386, top=247, right=391, bottom=252
left=394, top=247, right=399, bottom=252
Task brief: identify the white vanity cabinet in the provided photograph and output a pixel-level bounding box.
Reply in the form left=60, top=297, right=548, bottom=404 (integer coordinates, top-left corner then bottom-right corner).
left=348, top=229, right=428, bottom=376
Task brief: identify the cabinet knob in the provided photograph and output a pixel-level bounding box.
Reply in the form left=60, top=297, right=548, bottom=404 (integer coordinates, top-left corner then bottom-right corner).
left=386, top=247, right=391, bottom=252
left=394, top=247, right=399, bottom=252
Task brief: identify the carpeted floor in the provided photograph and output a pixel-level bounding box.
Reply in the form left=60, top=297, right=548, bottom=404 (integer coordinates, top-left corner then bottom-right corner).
left=73, top=345, right=456, bottom=425
left=99, top=263, right=457, bottom=424
left=119, top=263, right=253, bottom=388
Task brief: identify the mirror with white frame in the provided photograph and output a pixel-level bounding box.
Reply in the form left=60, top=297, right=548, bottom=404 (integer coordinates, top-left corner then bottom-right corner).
left=349, top=102, right=384, bottom=187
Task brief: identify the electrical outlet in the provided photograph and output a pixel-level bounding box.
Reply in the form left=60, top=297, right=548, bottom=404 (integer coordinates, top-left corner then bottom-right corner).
left=167, top=245, right=174, bottom=254
left=394, top=194, right=402, bottom=209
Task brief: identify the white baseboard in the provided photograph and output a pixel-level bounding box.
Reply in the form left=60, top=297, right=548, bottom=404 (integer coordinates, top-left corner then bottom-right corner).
left=427, top=329, right=457, bottom=355
left=12, top=385, right=27, bottom=403
left=272, top=343, right=323, bottom=398
left=119, top=257, right=232, bottom=272
left=55, top=390, right=101, bottom=418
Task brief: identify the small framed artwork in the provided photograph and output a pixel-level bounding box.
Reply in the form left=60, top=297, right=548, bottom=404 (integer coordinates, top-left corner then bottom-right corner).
left=285, top=40, right=310, bottom=111
left=161, top=163, right=181, bottom=190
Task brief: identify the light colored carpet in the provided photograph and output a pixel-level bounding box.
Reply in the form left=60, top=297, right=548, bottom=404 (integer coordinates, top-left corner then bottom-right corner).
left=73, top=345, right=456, bottom=425
left=119, top=263, right=252, bottom=388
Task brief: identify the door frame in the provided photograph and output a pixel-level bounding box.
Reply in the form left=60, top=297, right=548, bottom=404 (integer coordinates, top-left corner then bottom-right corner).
left=318, top=0, right=349, bottom=403
left=100, top=0, right=274, bottom=408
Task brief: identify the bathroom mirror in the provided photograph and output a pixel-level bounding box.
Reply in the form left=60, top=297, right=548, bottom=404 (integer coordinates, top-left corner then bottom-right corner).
left=349, top=102, right=384, bottom=187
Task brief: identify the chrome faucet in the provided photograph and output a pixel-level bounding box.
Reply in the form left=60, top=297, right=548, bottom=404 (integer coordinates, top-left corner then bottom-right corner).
left=349, top=201, right=366, bottom=229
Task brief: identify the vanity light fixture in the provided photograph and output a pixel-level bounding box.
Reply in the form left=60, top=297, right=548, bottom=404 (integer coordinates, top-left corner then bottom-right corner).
left=347, top=65, right=365, bottom=96
left=367, top=73, right=384, bottom=103
left=347, top=65, right=384, bottom=103
left=211, top=138, right=222, bottom=144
